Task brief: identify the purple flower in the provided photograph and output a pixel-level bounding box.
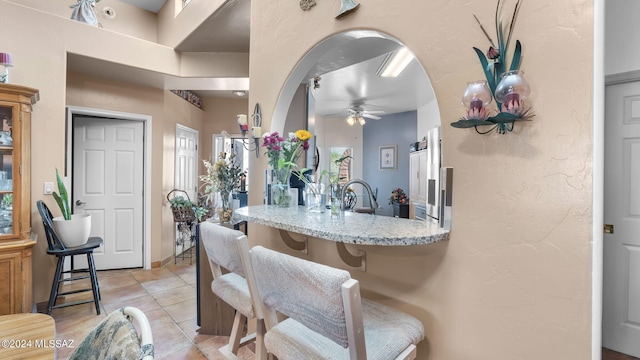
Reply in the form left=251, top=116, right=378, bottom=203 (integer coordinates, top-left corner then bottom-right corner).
left=486, top=46, right=499, bottom=60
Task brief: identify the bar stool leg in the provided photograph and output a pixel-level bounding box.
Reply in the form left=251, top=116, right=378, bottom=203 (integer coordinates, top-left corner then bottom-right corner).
left=87, top=253, right=101, bottom=315
left=47, top=256, right=65, bottom=314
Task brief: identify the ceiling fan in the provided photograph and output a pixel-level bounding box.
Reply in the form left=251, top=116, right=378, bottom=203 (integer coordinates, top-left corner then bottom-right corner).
left=346, top=106, right=384, bottom=125
left=331, top=105, right=385, bottom=125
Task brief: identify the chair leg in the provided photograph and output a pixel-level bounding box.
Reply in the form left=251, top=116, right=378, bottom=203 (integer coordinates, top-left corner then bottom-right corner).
left=255, top=318, right=268, bottom=360
left=87, top=253, right=101, bottom=315
left=228, top=311, right=246, bottom=355
left=47, top=256, right=65, bottom=314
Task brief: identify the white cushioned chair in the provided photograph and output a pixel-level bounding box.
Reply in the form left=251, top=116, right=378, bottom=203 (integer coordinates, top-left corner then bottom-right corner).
left=247, top=245, right=425, bottom=360
left=199, top=222, right=266, bottom=358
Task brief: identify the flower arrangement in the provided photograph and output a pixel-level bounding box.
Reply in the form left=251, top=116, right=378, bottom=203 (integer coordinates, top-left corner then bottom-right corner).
left=262, top=130, right=312, bottom=171
left=200, top=151, right=246, bottom=221
left=263, top=129, right=312, bottom=207
left=388, top=187, right=408, bottom=205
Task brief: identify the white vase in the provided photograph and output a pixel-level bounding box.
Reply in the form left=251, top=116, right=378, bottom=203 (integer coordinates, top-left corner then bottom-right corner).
left=53, top=213, right=92, bottom=248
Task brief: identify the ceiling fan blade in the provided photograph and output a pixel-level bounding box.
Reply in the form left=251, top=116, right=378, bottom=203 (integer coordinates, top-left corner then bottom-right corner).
left=325, top=111, right=348, bottom=117
left=364, top=110, right=385, bottom=114
left=363, top=113, right=381, bottom=120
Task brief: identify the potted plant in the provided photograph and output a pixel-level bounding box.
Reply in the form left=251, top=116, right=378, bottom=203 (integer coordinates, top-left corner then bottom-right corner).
left=167, top=194, right=209, bottom=223
left=52, top=168, right=91, bottom=247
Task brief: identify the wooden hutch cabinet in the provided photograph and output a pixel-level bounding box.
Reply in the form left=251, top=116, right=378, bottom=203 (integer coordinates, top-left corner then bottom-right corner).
left=0, top=83, right=38, bottom=315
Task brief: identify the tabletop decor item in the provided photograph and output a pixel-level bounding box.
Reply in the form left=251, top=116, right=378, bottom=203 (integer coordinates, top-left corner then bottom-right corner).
left=388, top=187, right=408, bottom=205
left=200, top=152, right=245, bottom=223
left=263, top=129, right=312, bottom=207
left=294, top=155, right=352, bottom=212
left=450, top=0, right=534, bottom=134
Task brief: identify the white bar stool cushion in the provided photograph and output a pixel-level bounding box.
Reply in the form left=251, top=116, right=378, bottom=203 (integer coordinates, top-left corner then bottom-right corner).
left=211, top=272, right=255, bottom=318
left=264, top=299, right=423, bottom=360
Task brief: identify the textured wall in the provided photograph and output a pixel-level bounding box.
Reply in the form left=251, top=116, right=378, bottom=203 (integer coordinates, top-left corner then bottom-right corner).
left=248, top=0, right=594, bottom=359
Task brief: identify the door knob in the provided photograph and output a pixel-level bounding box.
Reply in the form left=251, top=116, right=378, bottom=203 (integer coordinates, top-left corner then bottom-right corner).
left=76, top=200, right=86, bottom=206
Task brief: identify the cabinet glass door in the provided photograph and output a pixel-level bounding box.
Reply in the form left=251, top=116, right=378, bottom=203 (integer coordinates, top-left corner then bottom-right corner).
left=0, top=105, right=14, bottom=236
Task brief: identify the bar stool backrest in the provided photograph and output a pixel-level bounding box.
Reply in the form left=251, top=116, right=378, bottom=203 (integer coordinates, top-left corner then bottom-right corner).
left=248, top=246, right=357, bottom=348
left=37, top=200, right=66, bottom=251
left=200, top=222, right=247, bottom=278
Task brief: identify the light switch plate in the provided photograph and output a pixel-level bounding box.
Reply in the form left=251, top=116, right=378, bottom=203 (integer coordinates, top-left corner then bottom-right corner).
left=44, top=182, right=54, bottom=195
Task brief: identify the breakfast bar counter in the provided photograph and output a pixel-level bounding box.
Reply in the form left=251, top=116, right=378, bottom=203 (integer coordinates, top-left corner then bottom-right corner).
left=233, top=205, right=449, bottom=246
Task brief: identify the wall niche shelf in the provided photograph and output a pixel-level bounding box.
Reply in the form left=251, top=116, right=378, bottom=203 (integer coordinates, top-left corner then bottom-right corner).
left=170, top=90, right=202, bottom=109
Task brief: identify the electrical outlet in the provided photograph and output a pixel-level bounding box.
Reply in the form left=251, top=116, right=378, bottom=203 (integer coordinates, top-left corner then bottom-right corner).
left=44, top=182, right=54, bottom=195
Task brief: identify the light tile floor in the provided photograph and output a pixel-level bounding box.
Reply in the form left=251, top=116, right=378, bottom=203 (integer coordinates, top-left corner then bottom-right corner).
left=49, top=256, right=255, bottom=360
left=48, top=255, right=631, bottom=360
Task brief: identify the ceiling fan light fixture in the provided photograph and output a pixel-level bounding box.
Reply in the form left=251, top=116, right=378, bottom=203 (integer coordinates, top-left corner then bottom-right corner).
left=346, top=116, right=356, bottom=126
left=376, top=47, right=414, bottom=78
left=358, top=116, right=366, bottom=125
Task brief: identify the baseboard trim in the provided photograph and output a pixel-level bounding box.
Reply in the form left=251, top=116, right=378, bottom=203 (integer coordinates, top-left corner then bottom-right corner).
left=35, top=301, right=48, bottom=314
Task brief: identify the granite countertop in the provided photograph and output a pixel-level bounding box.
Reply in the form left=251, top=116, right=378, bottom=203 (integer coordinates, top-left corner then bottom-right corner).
left=233, top=205, right=450, bottom=246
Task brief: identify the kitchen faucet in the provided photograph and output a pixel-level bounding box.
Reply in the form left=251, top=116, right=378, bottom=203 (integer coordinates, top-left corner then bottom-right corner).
left=341, top=179, right=379, bottom=213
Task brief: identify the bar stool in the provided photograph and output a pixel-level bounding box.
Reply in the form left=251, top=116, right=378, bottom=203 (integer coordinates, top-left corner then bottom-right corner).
left=37, top=200, right=102, bottom=315
left=199, top=222, right=266, bottom=359
left=247, top=245, right=425, bottom=360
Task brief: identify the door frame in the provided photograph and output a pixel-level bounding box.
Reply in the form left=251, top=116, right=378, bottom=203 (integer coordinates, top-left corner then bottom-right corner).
left=65, top=106, right=152, bottom=270
left=592, top=1, right=604, bottom=358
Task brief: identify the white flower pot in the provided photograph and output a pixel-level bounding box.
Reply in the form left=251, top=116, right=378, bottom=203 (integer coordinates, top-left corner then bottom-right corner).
left=52, top=213, right=92, bottom=248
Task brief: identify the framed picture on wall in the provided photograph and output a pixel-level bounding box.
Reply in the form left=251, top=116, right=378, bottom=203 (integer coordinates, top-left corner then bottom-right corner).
left=379, top=145, right=397, bottom=170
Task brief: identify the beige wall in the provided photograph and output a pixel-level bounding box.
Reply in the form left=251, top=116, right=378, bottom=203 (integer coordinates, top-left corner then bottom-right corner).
left=248, top=1, right=594, bottom=359
left=200, top=97, right=250, bottom=164
left=12, top=0, right=158, bottom=42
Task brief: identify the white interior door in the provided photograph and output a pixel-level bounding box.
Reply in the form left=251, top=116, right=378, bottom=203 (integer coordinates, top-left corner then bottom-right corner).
left=175, top=125, right=198, bottom=256
left=175, top=125, right=198, bottom=201
left=73, top=117, right=144, bottom=269
left=603, top=80, right=640, bottom=356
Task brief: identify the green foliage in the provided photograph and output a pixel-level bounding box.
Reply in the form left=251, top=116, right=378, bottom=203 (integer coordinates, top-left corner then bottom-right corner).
left=168, top=195, right=208, bottom=222
left=200, top=152, right=245, bottom=198
left=52, top=168, right=71, bottom=220
left=294, top=155, right=352, bottom=196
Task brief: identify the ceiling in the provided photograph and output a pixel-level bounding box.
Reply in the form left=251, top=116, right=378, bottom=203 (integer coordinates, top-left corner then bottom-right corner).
left=74, top=0, right=434, bottom=116
left=118, top=0, right=169, bottom=13
left=302, top=36, right=434, bottom=118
